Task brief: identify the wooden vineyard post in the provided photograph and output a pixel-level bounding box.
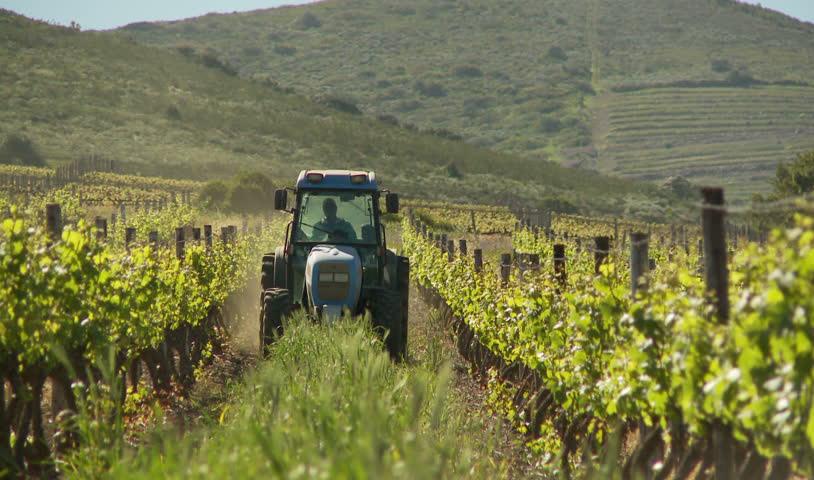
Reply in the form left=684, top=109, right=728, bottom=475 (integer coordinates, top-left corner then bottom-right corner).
left=193, top=227, right=202, bottom=244
left=630, top=233, right=649, bottom=298
left=553, top=244, right=567, bottom=291
left=148, top=231, right=158, bottom=251
left=459, top=239, right=468, bottom=257
left=447, top=240, right=455, bottom=262
left=111, top=213, right=117, bottom=228
left=702, top=187, right=729, bottom=324
left=95, top=217, right=108, bottom=241
left=229, top=225, right=238, bottom=242
left=221, top=227, right=230, bottom=245
left=594, top=236, right=610, bottom=275
left=125, top=228, right=136, bottom=251
left=175, top=228, right=185, bottom=260
left=441, top=234, right=448, bottom=253
left=473, top=248, right=483, bottom=273
left=46, top=204, right=70, bottom=425
left=702, top=188, right=734, bottom=480
left=204, top=225, right=213, bottom=251
left=529, top=253, right=540, bottom=273
left=470, top=210, right=477, bottom=233
left=500, top=253, right=512, bottom=286
left=45, top=204, right=62, bottom=243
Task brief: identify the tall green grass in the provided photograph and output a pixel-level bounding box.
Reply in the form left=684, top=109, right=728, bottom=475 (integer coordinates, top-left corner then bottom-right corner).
left=88, top=316, right=505, bottom=479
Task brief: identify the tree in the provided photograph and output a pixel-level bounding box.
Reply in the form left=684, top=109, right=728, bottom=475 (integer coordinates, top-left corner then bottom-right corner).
left=228, top=171, right=276, bottom=213
left=0, top=134, right=45, bottom=167
left=773, top=150, right=814, bottom=197
left=199, top=180, right=229, bottom=209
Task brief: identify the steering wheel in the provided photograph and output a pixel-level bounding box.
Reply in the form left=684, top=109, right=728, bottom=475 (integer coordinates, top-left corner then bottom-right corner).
left=328, top=229, right=349, bottom=242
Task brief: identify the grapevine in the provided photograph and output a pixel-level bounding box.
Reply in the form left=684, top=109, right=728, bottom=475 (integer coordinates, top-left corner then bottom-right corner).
left=403, top=211, right=814, bottom=475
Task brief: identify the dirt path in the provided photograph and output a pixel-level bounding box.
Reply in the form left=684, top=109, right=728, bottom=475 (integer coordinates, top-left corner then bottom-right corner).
left=408, top=290, right=550, bottom=479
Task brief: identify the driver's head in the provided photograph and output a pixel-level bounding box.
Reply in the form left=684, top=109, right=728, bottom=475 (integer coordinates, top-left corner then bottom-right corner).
left=322, top=198, right=337, bottom=220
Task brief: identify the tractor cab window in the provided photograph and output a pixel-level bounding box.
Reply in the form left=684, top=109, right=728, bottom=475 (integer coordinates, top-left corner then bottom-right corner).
left=295, top=191, right=377, bottom=245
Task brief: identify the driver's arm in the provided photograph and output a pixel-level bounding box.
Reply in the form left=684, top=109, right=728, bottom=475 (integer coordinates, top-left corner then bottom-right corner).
left=339, top=219, right=357, bottom=241
left=311, top=221, right=328, bottom=241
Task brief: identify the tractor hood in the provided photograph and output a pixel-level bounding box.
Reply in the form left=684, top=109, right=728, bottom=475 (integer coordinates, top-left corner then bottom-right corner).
left=305, top=245, right=363, bottom=319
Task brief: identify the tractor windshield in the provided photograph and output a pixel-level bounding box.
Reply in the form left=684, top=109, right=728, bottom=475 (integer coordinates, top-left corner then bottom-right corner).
left=294, top=191, right=377, bottom=245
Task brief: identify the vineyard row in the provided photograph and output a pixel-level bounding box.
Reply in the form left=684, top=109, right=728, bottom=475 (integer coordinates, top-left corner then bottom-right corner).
left=0, top=202, right=279, bottom=475
left=403, top=189, right=814, bottom=479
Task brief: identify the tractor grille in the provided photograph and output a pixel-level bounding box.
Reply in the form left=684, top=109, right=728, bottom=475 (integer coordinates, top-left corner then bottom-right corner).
left=317, top=263, right=350, bottom=301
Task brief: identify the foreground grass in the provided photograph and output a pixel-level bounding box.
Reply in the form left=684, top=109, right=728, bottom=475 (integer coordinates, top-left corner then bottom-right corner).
left=91, top=316, right=504, bottom=479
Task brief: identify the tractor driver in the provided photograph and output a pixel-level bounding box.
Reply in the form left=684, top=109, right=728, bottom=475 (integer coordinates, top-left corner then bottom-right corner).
left=311, top=198, right=357, bottom=242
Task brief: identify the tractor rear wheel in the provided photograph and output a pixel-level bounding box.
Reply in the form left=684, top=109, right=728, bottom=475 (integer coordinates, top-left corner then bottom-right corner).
left=371, top=289, right=407, bottom=361
left=260, top=288, right=290, bottom=356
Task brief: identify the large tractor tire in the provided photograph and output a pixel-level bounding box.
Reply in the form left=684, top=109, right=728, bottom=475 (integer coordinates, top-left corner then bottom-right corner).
left=261, top=247, right=288, bottom=291
left=397, top=257, right=410, bottom=360
left=371, top=289, right=407, bottom=361
left=260, top=288, right=290, bottom=356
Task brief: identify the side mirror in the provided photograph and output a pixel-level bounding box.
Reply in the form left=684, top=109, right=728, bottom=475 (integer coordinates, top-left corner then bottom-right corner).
left=274, top=189, right=288, bottom=211
left=385, top=193, right=399, bottom=214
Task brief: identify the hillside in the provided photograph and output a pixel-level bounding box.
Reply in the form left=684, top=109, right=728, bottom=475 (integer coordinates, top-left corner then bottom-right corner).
left=119, top=0, right=814, bottom=201
left=0, top=10, right=672, bottom=217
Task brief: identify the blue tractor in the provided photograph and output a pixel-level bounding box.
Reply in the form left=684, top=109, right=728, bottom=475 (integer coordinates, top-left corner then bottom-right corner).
left=261, top=170, right=409, bottom=359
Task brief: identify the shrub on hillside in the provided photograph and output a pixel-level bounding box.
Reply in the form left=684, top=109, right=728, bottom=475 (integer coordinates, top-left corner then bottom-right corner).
left=243, top=46, right=263, bottom=57
left=711, top=59, right=732, bottom=73
left=463, top=96, right=492, bottom=113
left=273, top=45, right=297, bottom=56
left=394, top=100, right=423, bottom=113
left=0, top=134, right=45, bottom=167
left=175, top=44, right=196, bottom=58
left=546, top=46, right=568, bottom=62
left=166, top=105, right=182, bottom=121
left=727, top=69, right=756, bottom=86
left=423, top=128, right=463, bottom=142
left=316, top=94, right=362, bottom=115
left=445, top=161, right=463, bottom=178
left=538, top=116, right=562, bottom=133
left=298, top=12, right=322, bottom=29
left=377, top=114, right=400, bottom=126
left=452, top=65, right=483, bottom=78
left=415, top=81, right=447, bottom=98
left=199, top=51, right=238, bottom=76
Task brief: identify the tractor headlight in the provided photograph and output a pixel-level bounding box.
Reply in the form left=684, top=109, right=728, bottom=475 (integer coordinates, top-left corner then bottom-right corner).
left=319, top=272, right=349, bottom=283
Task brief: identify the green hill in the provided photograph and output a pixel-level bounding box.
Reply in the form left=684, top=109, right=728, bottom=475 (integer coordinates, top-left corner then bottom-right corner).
left=0, top=9, right=671, bottom=217
left=119, top=0, right=814, bottom=201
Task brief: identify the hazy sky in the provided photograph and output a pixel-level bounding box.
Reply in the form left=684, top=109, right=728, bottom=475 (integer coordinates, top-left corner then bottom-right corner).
left=0, top=0, right=812, bottom=30
left=0, top=1, right=316, bottom=30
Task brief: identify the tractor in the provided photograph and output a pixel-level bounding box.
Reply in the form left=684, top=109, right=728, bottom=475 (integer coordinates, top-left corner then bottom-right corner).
left=260, top=170, right=409, bottom=359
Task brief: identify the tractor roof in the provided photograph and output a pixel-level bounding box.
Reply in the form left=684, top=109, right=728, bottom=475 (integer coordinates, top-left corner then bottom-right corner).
left=296, top=170, right=378, bottom=191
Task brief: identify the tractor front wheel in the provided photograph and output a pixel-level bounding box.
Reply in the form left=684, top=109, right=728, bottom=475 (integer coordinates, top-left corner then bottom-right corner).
left=371, top=289, right=407, bottom=361
left=260, top=288, right=290, bottom=356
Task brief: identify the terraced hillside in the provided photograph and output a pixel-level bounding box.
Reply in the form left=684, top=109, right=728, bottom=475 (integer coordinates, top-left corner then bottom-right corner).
left=593, top=86, right=814, bottom=201
left=118, top=0, right=814, bottom=196
left=0, top=9, right=672, bottom=216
